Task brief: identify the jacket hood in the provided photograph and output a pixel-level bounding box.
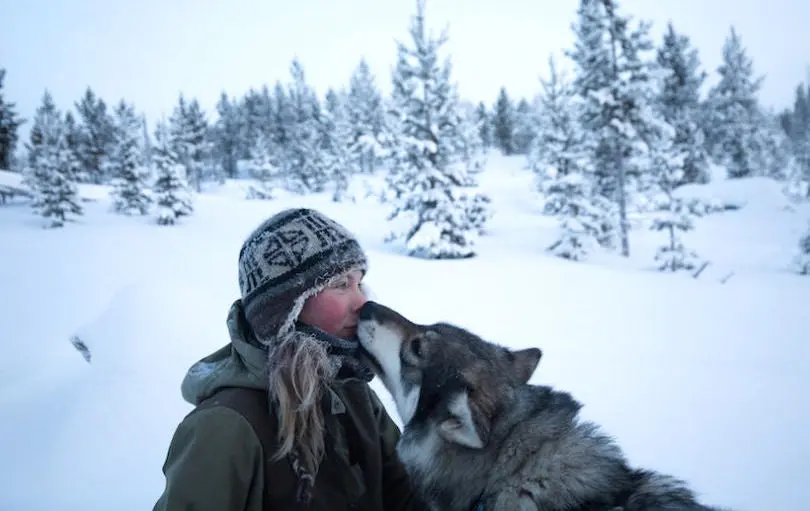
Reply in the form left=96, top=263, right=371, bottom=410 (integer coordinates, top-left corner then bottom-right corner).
left=181, top=299, right=268, bottom=406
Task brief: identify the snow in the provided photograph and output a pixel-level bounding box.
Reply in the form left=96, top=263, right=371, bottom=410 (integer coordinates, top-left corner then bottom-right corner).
left=1, top=151, right=809, bottom=511
left=0, top=168, right=22, bottom=188
left=674, top=174, right=795, bottom=211
left=1, top=168, right=109, bottom=203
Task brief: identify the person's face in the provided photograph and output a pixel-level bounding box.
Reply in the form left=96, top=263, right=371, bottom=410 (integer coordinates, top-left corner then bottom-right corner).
left=298, top=269, right=367, bottom=339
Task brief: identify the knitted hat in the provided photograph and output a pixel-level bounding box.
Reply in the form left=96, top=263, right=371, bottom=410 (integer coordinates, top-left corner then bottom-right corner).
left=237, top=208, right=368, bottom=343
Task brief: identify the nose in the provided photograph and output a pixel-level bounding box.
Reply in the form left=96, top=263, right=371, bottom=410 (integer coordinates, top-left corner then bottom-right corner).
left=352, top=286, right=368, bottom=311
left=358, top=301, right=379, bottom=321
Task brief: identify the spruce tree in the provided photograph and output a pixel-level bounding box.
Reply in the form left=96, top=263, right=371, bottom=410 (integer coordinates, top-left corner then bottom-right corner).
left=246, top=130, right=281, bottom=200
left=169, top=95, right=213, bottom=192
left=347, top=58, right=386, bottom=173
left=272, top=81, right=296, bottom=150
left=384, top=0, right=491, bottom=259
left=0, top=68, right=25, bottom=170
left=656, top=22, right=711, bottom=185
left=63, top=111, right=88, bottom=182
left=108, top=100, right=151, bottom=215
left=529, top=56, right=611, bottom=260
left=23, top=91, right=82, bottom=227
left=647, top=129, right=703, bottom=272
left=704, top=27, right=766, bottom=179
left=152, top=120, right=193, bottom=224
left=475, top=101, right=493, bottom=148
left=239, top=87, right=266, bottom=158
left=213, top=92, right=244, bottom=179
left=786, top=83, right=810, bottom=193
left=74, top=87, right=115, bottom=184
left=321, top=89, right=361, bottom=202
left=454, top=101, right=488, bottom=183
left=492, top=87, right=515, bottom=155
left=511, top=98, right=535, bottom=155
left=566, top=0, right=664, bottom=257
left=285, top=59, right=330, bottom=193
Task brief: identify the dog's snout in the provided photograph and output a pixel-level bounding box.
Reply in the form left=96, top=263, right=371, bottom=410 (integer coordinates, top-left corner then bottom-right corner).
left=358, top=301, right=380, bottom=321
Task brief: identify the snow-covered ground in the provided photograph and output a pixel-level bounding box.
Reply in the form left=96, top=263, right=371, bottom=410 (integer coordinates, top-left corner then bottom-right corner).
left=1, top=153, right=808, bottom=511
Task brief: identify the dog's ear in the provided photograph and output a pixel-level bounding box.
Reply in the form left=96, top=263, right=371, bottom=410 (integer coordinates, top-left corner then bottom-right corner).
left=438, top=391, right=485, bottom=449
left=510, top=347, right=542, bottom=383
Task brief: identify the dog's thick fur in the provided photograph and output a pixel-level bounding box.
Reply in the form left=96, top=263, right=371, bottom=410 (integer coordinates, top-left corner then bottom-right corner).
left=356, top=301, right=730, bottom=511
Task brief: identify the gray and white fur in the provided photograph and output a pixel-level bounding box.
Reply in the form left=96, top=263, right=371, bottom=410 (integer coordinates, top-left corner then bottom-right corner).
left=356, top=301, right=733, bottom=511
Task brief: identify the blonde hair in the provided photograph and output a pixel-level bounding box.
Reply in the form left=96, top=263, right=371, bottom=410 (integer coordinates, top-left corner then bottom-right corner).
left=266, top=333, right=333, bottom=477
left=264, top=273, right=371, bottom=479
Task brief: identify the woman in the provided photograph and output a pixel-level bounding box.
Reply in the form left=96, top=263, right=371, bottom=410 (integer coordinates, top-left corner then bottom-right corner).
left=153, top=208, right=424, bottom=510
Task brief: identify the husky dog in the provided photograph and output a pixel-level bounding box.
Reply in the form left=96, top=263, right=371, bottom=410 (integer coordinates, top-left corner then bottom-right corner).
left=356, top=301, right=730, bottom=511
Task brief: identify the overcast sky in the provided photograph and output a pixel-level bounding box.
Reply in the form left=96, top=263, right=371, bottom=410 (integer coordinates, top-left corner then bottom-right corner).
left=2, top=0, right=808, bottom=134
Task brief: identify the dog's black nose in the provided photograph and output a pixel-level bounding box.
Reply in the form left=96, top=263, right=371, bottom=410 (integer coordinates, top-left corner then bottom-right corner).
left=358, top=301, right=378, bottom=321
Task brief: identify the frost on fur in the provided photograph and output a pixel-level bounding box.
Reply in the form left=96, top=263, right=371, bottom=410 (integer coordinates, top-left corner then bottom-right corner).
left=793, top=223, right=810, bottom=275
left=152, top=120, right=193, bottom=225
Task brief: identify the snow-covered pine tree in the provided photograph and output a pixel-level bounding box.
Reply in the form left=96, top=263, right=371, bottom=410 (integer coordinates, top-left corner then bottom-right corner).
left=511, top=98, right=536, bottom=155
left=793, top=221, right=810, bottom=275
left=239, top=88, right=265, bottom=159
left=246, top=129, right=281, bottom=200
left=454, top=100, right=488, bottom=181
left=63, top=111, right=89, bottom=183
left=0, top=68, right=25, bottom=170
left=23, top=91, right=82, bottom=227
left=546, top=173, right=612, bottom=261
left=704, top=27, right=767, bottom=179
left=347, top=58, right=386, bottom=174
left=285, top=58, right=331, bottom=193
left=384, top=0, right=492, bottom=259
left=779, top=83, right=810, bottom=197
left=529, top=55, right=611, bottom=259
left=566, top=0, right=664, bottom=256
left=475, top=101, right=493, bottom=149
left=169, top=95, right=214, bottom=192
left=646, top=126, right=703, bottom=272
left=794, top=84, right=810, bottom=195
left=272, top=81, right=296, bottom=150
left=656, top=22, right=711, bottom=186
left=492, top=87, right=515, bottom=155
left=74, top=87, right=115, bottom=184
left=152, top=120, right=193, bottom=225
left=321, top=89, right=362, bottom=202
left=107, top=100, right=151, bottom=215
left=756, top=112, right=794, bottom=180
left=213, top=92, right=244, bottom=179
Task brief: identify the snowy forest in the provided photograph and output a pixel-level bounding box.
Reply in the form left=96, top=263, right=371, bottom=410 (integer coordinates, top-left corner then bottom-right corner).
left=1, top=0, right=809, bottom=273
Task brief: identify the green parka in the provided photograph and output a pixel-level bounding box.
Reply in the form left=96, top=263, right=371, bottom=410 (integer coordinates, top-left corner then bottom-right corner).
left=153, top=301, right=424, bottom=511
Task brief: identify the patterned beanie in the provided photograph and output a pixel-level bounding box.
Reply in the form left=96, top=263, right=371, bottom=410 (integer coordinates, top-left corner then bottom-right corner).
left=237, top=208, right=368, bottom=343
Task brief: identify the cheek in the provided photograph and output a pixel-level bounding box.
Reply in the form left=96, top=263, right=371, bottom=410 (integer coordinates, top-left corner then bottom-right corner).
left=300, top=293, right=350, bottom=334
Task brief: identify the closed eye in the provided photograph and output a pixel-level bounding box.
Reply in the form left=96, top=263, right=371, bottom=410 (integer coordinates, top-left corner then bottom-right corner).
left=410, top=336, right=424, bottom=358
left=331, top=277, right=350, bottom=290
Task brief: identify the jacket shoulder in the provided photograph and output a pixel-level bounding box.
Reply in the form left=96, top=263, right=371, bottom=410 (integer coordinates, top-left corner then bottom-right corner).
left=153, top=404, right=265, bottom=511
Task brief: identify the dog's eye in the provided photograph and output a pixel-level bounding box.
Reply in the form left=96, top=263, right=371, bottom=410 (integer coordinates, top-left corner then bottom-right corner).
left=410, top=337, right=424, bottom=358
